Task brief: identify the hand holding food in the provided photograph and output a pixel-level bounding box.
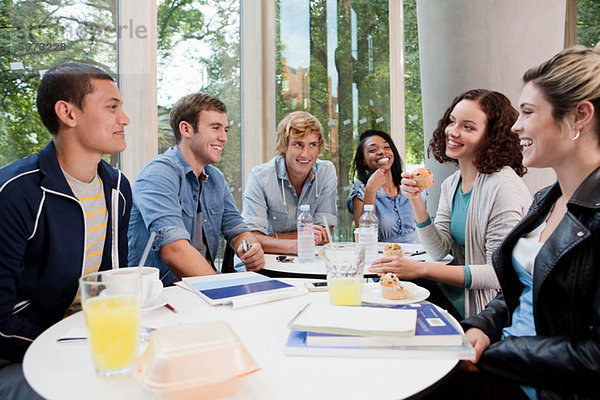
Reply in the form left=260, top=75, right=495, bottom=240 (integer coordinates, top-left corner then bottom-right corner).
left=411, top=168, right=434, bottom=189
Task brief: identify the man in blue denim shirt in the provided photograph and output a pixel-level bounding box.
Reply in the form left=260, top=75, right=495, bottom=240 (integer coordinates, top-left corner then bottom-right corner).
left=242, top=111, right=337, bottom=254
left=128, top=94, right=264, bottom=285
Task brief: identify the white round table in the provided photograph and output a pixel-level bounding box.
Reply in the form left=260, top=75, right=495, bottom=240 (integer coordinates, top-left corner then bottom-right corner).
left=23, top=280, right=458, bottom=400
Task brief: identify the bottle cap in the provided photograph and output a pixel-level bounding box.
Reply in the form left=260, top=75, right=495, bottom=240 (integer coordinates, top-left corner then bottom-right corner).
left=299, top=204, right=310, bottom=211
left=364, top=204, right=374, bottom=212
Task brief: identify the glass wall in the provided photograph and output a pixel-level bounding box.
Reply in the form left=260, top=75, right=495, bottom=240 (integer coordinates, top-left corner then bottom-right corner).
left=275, top=0, right=393, bottom=239
left=577, top=0, right=600, bottom=46
left=403, top=0, right=423, bottom=166
left=155, top=0, right=242, bottom=207
left=0, top=0, right=119, bottom=167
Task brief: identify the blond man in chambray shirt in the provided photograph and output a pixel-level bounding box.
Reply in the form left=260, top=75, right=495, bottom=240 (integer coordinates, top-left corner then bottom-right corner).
left=242, top=111, right=337, bottom=255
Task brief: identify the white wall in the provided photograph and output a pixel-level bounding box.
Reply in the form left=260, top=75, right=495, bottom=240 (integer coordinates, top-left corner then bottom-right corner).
left=416, top=0, right=563, bottom=213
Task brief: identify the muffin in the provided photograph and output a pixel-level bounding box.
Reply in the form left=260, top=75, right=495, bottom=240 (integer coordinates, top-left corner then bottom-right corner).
left=383, top=243, right=404, bottom=257
left=411, top=168, right=434, bottom=189
left=380, top=273, right=410, bottom=300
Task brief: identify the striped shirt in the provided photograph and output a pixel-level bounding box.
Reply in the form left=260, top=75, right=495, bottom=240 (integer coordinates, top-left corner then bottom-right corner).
left=62, top=170, right=108, bottom=276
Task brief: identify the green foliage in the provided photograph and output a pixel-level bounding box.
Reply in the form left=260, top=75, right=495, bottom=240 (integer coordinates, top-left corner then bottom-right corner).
left=1, top=0, right=117, bottom=167
left=157, top=0, right=207, bottom=56
left=578, top=0, right=600, bottom=47
left=156, top=0, right=241, bottom=206
left=276, top=0, right=395, bottom=239
left=403, top=0, right=424, bottom=165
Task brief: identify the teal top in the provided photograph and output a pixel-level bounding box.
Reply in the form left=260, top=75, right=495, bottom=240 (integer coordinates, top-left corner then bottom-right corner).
left=439, top=182, right=473, bottom=318
left=450, top=184, right=472, bottom=246
left=414, top=182, right=474, bottom=318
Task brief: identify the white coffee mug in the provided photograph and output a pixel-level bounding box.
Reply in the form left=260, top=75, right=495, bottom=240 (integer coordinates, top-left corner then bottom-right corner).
left=102, top=267, right=163, bottom=304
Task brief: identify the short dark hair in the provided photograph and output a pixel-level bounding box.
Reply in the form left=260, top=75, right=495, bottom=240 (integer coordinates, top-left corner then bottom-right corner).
left=36, top=62, right=114, bottom=135
left=428, top=89, right=526, bottom=177
left=352, top=129, right=404, bottom=187
left=169, top=93, right=228, bottom=143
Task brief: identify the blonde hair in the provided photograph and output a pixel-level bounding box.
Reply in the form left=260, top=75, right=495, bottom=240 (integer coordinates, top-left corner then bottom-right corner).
left=275, top=111, right=325, bottom=155
left=522, top=44, right=600, bottom=141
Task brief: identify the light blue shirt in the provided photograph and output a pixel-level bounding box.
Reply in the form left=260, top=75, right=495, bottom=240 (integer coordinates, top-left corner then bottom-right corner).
left=242, top=156, right=338, bottom=234
left=503, top=255, right=537, bottom=400
left=128, top=146, right=248, bottom=286
left=346, top=181, right=419, bottom=243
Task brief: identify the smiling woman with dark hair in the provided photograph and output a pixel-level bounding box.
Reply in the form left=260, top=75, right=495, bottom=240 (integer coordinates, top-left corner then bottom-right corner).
left=346, top=129, right=419, bottom=244
left=369, top=89, right=531, bottom=320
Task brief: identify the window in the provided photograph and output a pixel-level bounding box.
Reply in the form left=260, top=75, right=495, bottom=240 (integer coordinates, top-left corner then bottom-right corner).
left=156, top=0, right=242, bottom=207
left=403, top=0, right=423, bottom=167
left=276, top=0, right=417, bottom=240
left=577, top=0, right=600, bottom=47
left=1, top=0, right=119, bottom=167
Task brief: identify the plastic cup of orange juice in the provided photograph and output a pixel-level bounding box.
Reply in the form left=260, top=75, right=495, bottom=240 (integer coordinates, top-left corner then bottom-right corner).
left=80, top=270, right=142, bottom=377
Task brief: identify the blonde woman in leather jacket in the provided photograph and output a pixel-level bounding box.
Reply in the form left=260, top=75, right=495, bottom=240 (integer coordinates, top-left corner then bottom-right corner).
left=424, top=45, right=600, bottom=400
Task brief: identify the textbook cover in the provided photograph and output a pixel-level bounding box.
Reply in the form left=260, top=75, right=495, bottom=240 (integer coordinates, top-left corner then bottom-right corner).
left=177, top=272, right=305, bottom=308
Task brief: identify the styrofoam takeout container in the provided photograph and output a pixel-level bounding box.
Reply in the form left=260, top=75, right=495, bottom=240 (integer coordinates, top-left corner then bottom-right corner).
left=134, top=321, right=260, bottom=400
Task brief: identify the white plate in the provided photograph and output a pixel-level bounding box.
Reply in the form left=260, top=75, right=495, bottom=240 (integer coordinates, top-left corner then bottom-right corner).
left=142, top=293, right=168, bottom=311
left=361, top=282, right=430, bottom=305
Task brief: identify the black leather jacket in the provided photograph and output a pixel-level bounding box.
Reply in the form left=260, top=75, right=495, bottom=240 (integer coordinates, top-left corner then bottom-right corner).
left=462, top=166, right=600, bottom=400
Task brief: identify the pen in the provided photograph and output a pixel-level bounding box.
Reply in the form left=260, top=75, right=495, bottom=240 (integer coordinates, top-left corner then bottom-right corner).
left=242, top=239, right=250, bottom=253
left=164, top=303, right=178, bottom=313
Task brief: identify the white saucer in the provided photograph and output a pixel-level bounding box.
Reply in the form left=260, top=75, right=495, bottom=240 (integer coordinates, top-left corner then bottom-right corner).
left=361, top=282, right=430, bottom=305
left=142, top=293, right=168, bottom=311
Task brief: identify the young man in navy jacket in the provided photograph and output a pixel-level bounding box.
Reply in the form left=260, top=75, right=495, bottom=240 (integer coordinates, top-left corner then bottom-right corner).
left=0, top=63, right=132, bottom=398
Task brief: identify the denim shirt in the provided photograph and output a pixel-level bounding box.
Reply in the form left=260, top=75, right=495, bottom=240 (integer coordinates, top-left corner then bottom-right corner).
left=242, top=156, right=337, bottom=234
left=346, top=181, right=419, bottom=243
left=128, top=146, right=248, bottom=285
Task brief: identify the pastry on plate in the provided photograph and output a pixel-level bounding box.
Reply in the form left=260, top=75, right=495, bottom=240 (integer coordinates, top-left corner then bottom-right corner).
left=383, top=243, right=404, bottom=257
left=411, top=168, right=434, bottom=189
left=379, top=273, right=410, bottom=300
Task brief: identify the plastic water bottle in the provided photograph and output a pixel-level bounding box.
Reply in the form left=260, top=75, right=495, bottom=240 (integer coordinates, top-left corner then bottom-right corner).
left=358, top=204, right=379, bottom=266
left=297, top=204, right=315, bottom=263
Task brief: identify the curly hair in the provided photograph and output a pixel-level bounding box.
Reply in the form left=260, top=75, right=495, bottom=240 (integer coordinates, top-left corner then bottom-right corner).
left=351, top=129, right=404, bottom=187
left=428, top=89, right=526, bottom=177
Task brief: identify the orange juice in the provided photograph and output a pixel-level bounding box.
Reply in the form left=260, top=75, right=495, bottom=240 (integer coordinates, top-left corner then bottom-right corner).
left=83, top=296, right=140, bottom=373
left=328, top=278, right=363, bottom=305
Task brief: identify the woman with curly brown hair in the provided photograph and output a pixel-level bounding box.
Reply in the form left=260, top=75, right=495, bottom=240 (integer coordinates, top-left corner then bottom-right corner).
left=370, top=89, right=531, bottom=319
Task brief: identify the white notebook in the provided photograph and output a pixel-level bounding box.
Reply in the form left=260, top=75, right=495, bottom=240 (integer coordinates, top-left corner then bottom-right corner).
left=288, top=303, right=417, bottom=337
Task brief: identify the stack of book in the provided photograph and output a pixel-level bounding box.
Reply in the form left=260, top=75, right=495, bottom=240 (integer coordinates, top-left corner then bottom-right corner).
left=285, top=303, right=475, bottom=359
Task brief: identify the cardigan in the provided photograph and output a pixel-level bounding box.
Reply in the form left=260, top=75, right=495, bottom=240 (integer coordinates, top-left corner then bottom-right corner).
left=417, top=166, right=531, bottom=317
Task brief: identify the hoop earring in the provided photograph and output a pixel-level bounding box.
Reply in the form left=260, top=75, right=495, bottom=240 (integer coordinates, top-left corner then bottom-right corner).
left=571, top=130, right=581, bottom=141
